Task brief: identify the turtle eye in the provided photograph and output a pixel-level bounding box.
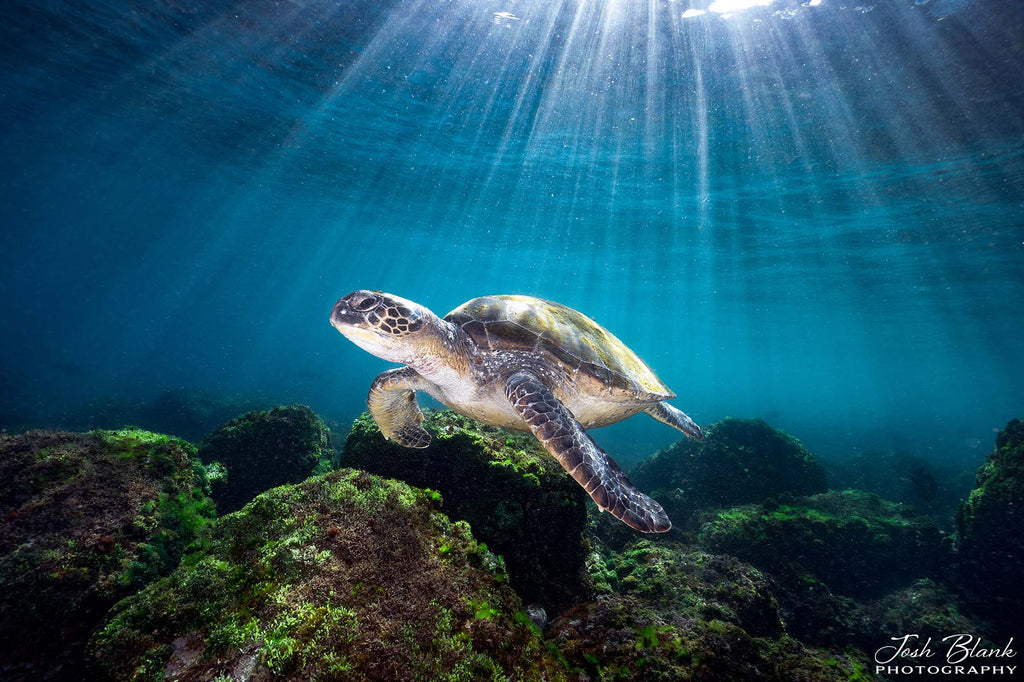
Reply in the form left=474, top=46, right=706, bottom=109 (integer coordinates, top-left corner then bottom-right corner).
left=348, top=292, right=381, bottom=312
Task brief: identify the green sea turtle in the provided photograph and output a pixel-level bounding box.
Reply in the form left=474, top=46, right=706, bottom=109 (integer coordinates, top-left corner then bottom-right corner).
left=330, top=291, right=703, bottom=532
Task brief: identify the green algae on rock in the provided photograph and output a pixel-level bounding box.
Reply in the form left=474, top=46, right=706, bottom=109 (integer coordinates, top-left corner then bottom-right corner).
left=90, top=468, right=567, bottom=681
left=551, top=540, right=869, bottom=681
left=820, top=448, right=972, bottom=527
left=590, top=540, right=783, bottom=637
left=694, top=494, right=988, bottom=651
left=629, top=418, right=827, bottom=531
left=197, top=404, right=332, bottom=514
left=341, top=409, right=590, bottom=613
left=60, top=388, right=276, bottom=444
left=0, top=428, right=215, bottom=681
left=697, top=490, right=947, bottom=600
left=850, top=578, right=982, bottom=649
left=954, top=418, right=1024, bottom=638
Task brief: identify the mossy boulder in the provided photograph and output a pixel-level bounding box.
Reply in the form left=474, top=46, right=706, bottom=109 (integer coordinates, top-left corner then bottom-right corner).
left=550, top=541, right=869, bottom=681
left=849, top=578, right=981, bottom=650
left=590, top=541, right=783, bottom=637
left=697, top=491, right=947, bottom=601
left=341, top=410, right=590, bottom=613
left=694, top=494, right=983, bottom=650
left=771, top=573, right=983, bottom=652
left=954, top=418, right=1024, bottom=636
left=197, top=404, right=332, bottom=514
left=90, top=469, right=566, bottom=681
left=0, top=429, right=215, bottom=681
left=629, top=418, right=827, bottom=530
left=820, top=449, right=974, bottom=527
left=62, top=388, right=274, bottom=443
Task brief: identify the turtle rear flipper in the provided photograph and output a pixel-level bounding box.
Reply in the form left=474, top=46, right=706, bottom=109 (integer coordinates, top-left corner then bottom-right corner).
left=504, top=370, right=671, bottom=533
left=645, top=402, right=703, bottom=440
left=368, top=367, right=432, bottom=448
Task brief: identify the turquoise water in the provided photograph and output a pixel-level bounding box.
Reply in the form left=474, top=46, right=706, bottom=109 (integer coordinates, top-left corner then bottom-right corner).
left=1, top=0, right=1021, bottom=468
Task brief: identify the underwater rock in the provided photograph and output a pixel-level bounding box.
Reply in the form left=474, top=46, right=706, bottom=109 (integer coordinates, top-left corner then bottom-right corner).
left=820, top=448, right=975, bottom=528
left=341, top=410, right=590, bottom=613
left=590, top=540, right=784, bottom=637
left=697, top=490, right=948, bottom=601
left=954, top=418, right=1024, bottom=637
left=0, top=429, right=215, bottom=681
left=629, top=418, right=827, bottom=531
left=775, top=571, right=984, bottom=652
left=198, top=404, right=332, bottom=514
left=849, top=578, right=983, bottom=651
left=90, top=468, right=565, bottom=681
left=693, top=493, right=986, bottom=650
left=60, top=388, right=275, bottom=443
left=138, top=388, right=276, bottom=442
left=550, top=541, right=869, bottom=681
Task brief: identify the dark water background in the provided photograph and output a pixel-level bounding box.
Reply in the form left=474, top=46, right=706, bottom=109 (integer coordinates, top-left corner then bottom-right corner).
left=1, top=0, right=1022, bottom=477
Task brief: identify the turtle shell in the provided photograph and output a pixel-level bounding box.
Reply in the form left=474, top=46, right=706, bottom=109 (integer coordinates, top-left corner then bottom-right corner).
left=444, top=295, right=674, bottom=400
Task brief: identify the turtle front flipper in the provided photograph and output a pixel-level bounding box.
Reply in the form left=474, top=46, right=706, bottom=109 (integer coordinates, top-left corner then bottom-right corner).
left=645, top=402, right=704, bottom=440
left=368, top=367, right=432, bottom=448
left=504, top=370, right=671, bottom=533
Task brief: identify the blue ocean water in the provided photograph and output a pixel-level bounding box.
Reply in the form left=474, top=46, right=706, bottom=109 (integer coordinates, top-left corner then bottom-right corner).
left=1, top=0, right=1021, bottom=474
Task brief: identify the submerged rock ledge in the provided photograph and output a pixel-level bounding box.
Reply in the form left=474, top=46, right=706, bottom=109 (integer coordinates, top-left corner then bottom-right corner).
left=0, top=428, right=215, bottom=681
left=90, top=468, right=561, bottom=681
left=341, top=409, right=591, bottom=614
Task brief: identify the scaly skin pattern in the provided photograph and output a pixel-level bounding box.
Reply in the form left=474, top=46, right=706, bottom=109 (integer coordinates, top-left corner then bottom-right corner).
left=331, top=291, right=702, bottom=533
left=504, top=370, right=671, bottom=533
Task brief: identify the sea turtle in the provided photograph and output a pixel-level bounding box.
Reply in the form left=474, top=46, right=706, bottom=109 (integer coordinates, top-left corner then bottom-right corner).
left=330, top=291, right=703, bottom=532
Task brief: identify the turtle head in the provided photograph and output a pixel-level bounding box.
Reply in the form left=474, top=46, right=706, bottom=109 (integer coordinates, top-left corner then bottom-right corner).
left=331, top=291, right=437, bottom=364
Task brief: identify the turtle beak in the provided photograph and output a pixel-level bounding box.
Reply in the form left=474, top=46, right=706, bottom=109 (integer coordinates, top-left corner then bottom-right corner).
left=330, top=296, right=375, bottom=333
left=331, top=296, right=386, bottom=349
left=331, top=290, right=386, bottom=330
left=330, top=298, right=355, bottom=331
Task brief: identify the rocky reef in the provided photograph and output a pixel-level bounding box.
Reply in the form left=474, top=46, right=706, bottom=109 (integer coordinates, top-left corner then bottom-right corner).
left=56, top=388, right=275, bottom=443
left=693, top=490, right=962, bottom=650
left=849, top=578, right=980, bottom=649
left=697, top=490, right=947, bottom=600
left=340, top=410, right=590, bottom=613
left=0, top=429, right=215, bottom=681
left=820, top=448, right=976, bottom=528
left=629, top=418, right=828, bottom=533
left=197, top=405, right=332, bottom=514
left=954, top=418, right=1024, bottom=638
left=90, top=468, right=563, bottom=681
left=2, top=407, right=1019, bottom=681
left=551, top=540, right=871, bottom=681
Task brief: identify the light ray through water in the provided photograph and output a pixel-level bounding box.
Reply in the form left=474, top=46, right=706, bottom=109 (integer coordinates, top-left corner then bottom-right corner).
left=0, top=0, right=1021, bottom=462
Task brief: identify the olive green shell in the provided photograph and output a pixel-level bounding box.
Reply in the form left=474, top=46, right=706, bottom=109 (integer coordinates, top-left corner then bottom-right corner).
left=444, top=295, right=674, bottom=399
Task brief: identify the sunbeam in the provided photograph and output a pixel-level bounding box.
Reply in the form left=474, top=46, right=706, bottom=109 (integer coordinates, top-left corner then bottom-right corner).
left=1, top=1, right=1023, bottom=672
left=1, top=0, right=1022, bottom=466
